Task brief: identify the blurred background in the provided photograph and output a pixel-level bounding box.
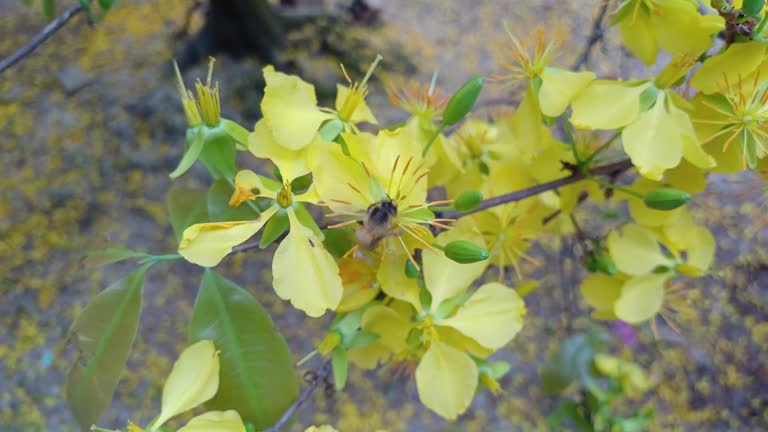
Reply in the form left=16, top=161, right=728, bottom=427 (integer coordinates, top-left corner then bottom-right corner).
left=0, top=0, right=766, bottom=430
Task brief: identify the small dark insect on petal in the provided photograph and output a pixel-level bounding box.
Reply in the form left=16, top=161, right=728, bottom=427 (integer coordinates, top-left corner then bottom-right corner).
left=308, top=239, right=315, bottom=248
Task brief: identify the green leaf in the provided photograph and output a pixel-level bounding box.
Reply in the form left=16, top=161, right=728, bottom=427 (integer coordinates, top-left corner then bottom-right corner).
left=189, top=270, right=299, bottom=430
left=207, top=179, right=259, bottom=223
left=65, top=263, right=152, bottom=431
left=199, top=127, right=237, bottom=180
left=319, top=119, right=344, bottom=142
left=331, top=347, right=348, bottom=390
left=323, top=228, right=355, bottom=258
left=167, top=185, right=209, bottom=241
left=259, top=210, right=289, bottom=248
left=79, top=0, right=90, bottom=12
left=42, top=0, right=55, bottom=19
left=82, top=248, right=150, bottom=268
left=97, top=0, right=114, bottom=10
left=170, top=127, right=206, bottom=179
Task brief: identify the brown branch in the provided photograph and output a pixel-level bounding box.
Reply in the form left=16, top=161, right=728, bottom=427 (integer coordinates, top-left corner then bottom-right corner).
left=571, top=0, right=611, bottom=70
left=0, top=3, right=87, bottom=74
left=442, top=158, right=633, bottom=220
left=266, top=361, right=332, bottom=432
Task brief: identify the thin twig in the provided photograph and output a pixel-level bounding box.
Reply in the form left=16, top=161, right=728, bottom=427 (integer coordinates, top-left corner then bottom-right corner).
left=266, top=361, right=332, bottom=432
left=0, top=3, right=87, bottom=74
left=442, top=158, right=633, bottom=220
left=571, top=0, right=611, bottom=70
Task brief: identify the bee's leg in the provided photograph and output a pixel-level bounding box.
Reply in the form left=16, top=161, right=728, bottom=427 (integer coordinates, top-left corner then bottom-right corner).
left=343, top=244, right=360, bottom=258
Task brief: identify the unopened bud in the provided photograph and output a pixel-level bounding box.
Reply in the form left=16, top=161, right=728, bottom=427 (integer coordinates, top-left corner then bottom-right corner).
left=405, top=260, right=419, bottom=278
left=444, top=240, right=489, bottom=264
left=454, top=190, right=483, bottom=212
left=643, top=188, right=690, bottom=210
left=441, top=75, right=484, bottom=126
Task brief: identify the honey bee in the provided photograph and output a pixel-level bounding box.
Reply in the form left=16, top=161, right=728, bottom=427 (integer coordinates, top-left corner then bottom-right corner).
left=355, top=198, right=399, bottom=250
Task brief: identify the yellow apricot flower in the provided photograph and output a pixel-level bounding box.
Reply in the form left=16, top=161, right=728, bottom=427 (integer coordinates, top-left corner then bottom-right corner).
left=309, top=128, right=448, bottom=269
left=612, top=0, right=723, bottom=65
left=93, top=341, right=246, bottom=432
left=691, top=40, right=768, bottom=94
left=179, top=170, right=342, bottom=317
left=498, top=26, right=595, bottom=117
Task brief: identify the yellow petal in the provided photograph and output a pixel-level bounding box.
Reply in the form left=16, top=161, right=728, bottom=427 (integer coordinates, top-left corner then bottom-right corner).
left=248, top=119, right=310, bottom=180
left=179, top=206, right=280, bottom=267
left=663, top=222, right=715, bottom=271
left=272, top=210, right=343, bottom=317
left=423, top=228, right=488, bottom=310
left=439, top=282, right=525, bottom=350
left=304, top=426, right=339, bottom=432
left=361, top=304, right=412, bottom=352
left=691, top=41, right=767, bottom=94
left=436, top=325, right=494, bottom=359
left=665, top=160, right=708, bottom=194
left=177, top=411, right=246, bottom=432
left=619, top=2, right=658, bottom=65
left=377, top=240, right=422, bottom=309
left=650, top=0, right=722, bottom=58
left=580, top=273, right=623, bottom=314
left=539, top=68, right=596, bottom=117
left=570, top=81, right=651, bottom=130
left=607, top=224, right=670, bottom=276
left=614, top=274, right=670, bottom=323
left=347, top=341, right=392, bottom=370
left=152, top=340, right=220, bottom=431
left=261, top=65, right=334, bottom=150
left=308, top=140, right=375, bottom=214
left=336, top=256, right=379, bottom=313
left=335, top=84, right=378, bottom=125
left=415, top=341, right=478, bottom=420
left=621, top=92, right=682, bottom=180
left=668, top=102, right=715, bottom=169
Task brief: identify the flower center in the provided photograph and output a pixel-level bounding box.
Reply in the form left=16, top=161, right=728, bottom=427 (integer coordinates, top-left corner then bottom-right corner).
left=277, top=182, right=293, bottom=208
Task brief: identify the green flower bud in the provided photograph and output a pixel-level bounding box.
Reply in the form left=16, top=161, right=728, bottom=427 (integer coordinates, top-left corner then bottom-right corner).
left=643, top=188, right=690, bottom=210
left=454, top=190, right=483, bottom=212
left=594, top=255, right=617, bottom=275
left=444, top=240, right=489, bottom=264
left=405, top=259, right=419, bottom=278
left=441, top=75, right=484, bottom=126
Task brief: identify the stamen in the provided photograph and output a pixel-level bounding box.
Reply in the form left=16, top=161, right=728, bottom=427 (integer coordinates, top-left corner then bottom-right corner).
left=388, top=155, right=401, bottom=197
left=206, top=56, right=216, bottom=87
left=340, top=63, right=352, bottom=85
left=328, top=220, right=359, bottom=229
left=347, top=182, right=363, bottom=195
left=396, top=235, right=420, bottom=271
left=331, top=198, right=353, bottom=205
left=428, top=70, right=438, bottom=97
left=361, top=161, right=372, bottom=178
left=360, top=54, right=383, bottom=89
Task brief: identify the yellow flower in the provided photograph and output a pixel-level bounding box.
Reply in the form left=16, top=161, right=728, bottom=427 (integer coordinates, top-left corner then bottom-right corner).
left=612, top=0, right=723, bottom=65
left=593, top=354, right=653, bottom=396
left=497, top=26, right=595, bottom=117
left=174, top=58, right=220, bottom=127
left=178, top=170, right=342, bottom=317
left=691, top=40, right=768, bottom=94
left=571, top=77, right=714, bottom=180
left=334, top=55, right=381, bottom=128
left=309, top=128, right=447, bottom=271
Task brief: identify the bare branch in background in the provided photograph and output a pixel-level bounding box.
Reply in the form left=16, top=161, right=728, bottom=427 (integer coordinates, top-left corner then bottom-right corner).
left=0, top=3, right=87, bottom=74
left=571, top=0, right=611, bottom=70
left=266, top=361, right=333, bottom=432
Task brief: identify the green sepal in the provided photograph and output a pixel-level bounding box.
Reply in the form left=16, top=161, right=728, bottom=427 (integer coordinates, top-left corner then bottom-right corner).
left=293, top=204, right=324, bottom=240
left=319, top=119, right=344, bottom=142
left=199, top=126, right=237, bottom=180
left=43, top=0, right=55, bottom=19
left=259, top=210, right=290, bottom=248
left=638, top=85, right=660, bottom=113
left=405, top=259, right=419, bottom=278
left=290, top=173, right=313, bottom=192
left=170, top=127, right=206, bottom=179
left=743, top=0, right=764, bottom=16
left=331, top=347, right=348, bottom=390
left=221, top=118, right=250, bottom=151
left=345, top=330, right=381, bottom=350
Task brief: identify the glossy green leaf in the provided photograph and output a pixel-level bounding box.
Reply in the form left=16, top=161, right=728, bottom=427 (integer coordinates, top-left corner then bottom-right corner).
left=170, top=127, right=206, bottom=179
left=331, top=347, right=348, bottom=390
left=259, top=210, right=289, bottom=248
left=97, top=0, right=114, bottom=10
left=65, top=263, right=151, bottom=431
left=167, top=185, right=208, bottom=241
left=207, top=179, right=259, bottom=223
left=189, top=270, right=299, bottom=430
left=82, top=248, right=150, bottom=268
left=199, top=128, right=237, bottom=180
left=319, top=119, right=344, bottom=142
